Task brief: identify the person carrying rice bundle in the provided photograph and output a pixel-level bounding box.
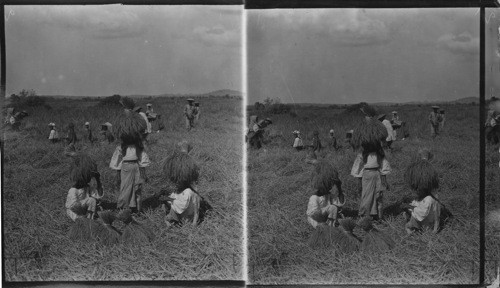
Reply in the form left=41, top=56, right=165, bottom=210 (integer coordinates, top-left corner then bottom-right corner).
left=429, top=106, right=443, bottom=138
left=184, top=98, right=196, bottom=131
left=350, top=119, right=391, bottom=221
left=163, top=141, right=202, bottom=226
left=403, top=160, right=442, bottom=234
left=249, top=118, right=272, bottom=149
left=133, top=106, right=152, bottom=139
left=292, top=130, right=304, bottom=151
left=65, top=153, right=103, bottom=221
left=48, top=123, right=60, bottom=143
left=109, top=111, right=150, bottom=213
left=378, top=114, right=395, bottom=150
left=306, top=161, right=345, bottom=228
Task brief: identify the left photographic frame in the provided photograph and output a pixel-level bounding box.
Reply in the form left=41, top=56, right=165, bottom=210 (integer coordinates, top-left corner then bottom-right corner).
left=1, top=5, right=244, bottom=281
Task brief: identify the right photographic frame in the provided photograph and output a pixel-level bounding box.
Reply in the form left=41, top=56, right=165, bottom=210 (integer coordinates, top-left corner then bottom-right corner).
left=486, top=6, right=500, bottom=284
left=246, top=6, right=483, bottom=285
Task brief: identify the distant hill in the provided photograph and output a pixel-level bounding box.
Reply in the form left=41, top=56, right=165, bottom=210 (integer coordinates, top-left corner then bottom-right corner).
left=31, top=89, right=243, bottom=99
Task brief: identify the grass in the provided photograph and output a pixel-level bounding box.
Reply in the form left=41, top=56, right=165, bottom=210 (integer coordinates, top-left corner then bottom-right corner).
left=486, top=136, right=500, bottom=283
left=2, top=96, right=243, bottom=281
left=247, top=104, right=480, bottom=284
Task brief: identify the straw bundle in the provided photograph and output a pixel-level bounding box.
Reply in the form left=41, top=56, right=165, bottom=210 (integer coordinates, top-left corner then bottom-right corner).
left=67, top=203, right=92, bottom=241
left=360, top=105, right=378, bottom=118
left=69, top=153, right=98, bottom=188
left=113, top=111, right=147, bottom=143
left=311, top=161, right=339, bottom=194
left=337, top=218, right=361, bottom=253
left=308, top=225, right=343, bottom=249
left=358, top=217, right=395, bottom=253
left=120, top=97, right=136, bottom=110
left=404, top=160, right=439, bottom=194
left=163, top=151, right=199, bottom=188
left=351, top=119, right=388, bottom=150
left=118, top=209, right=155, bottom=245
left=94, top=211, right=121, bottom=246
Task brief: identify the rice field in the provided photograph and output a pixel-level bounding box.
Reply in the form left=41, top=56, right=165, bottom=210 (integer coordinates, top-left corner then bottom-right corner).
left=2, top=96, right=243, bottom=281
left=247, top=103, right=481, bottom=284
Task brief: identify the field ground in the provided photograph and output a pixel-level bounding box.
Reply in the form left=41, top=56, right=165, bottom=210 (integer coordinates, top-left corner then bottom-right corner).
left=2, top=96, right=243, bottom=281
left=486, top=140, right=500, bottom=282
left=247, top=104, right=481, bottom=284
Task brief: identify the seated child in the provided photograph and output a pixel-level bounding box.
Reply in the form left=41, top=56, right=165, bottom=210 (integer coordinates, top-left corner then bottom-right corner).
left=306, top=161, right=345, bottom=227
left=66, top=153, right=103, bottom=221
left=404, top=160, right=442, bottom=234
left=163, top=141, right=202, bottom=226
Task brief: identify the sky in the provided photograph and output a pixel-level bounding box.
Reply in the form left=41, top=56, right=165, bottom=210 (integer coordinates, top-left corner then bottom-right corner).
left=248, top=8, right=481, bottom=104
left=4, top=5, right=242, bottom=96
left=486, top=8, right=500, bottom=100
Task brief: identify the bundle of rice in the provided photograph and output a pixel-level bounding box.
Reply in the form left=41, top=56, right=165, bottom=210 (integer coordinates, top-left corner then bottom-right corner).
left=162, top=151, right=199, bottom=188
left=351, top=119, right=388, bottom=150
left=358, top=217, right=395, bottom=253
left=360, top=105, right=378, bottom=118
left=93, top=211, right=121, bottom=246
left=69, top=153, right=99, bottom=187
left=337, top=218, right=361, bottom=253
left=113, top=111, right=147, bottom=143
left=310, top=161, right=340, bottom=192
left=118, top=209, right=155, bottom=245
left=120, top=97, right=136, bottom=110
left=308, top=224, right=343, bottom=249
left=404, top=160, right=439, bottom=193
left=67, top=203, right=92, bottom=241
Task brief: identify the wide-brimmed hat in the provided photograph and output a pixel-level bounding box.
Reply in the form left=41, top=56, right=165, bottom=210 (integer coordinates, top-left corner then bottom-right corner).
left=102, top=122, right=112, bottom=128
left=392, top=111, right=398, bottom=114
left=84, top=122, right=90, bottom=126
left=329, top=129, right=334, bottom=134
left=377, top=114, right=386, bottom=120
left=48, top=122, right=55, bottom=127
left=133, top=106, right=142, bottom=112
left=187, top=98, right=195, bottom=102
left=146, top=103, right=152, bottom=107
left=292, top=130, right=300, bottom=135
left=432, top=106, right=440, bottom=109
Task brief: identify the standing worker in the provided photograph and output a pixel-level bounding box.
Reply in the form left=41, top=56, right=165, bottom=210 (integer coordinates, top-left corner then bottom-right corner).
left=292, top=130, right=304, bottom=151
left=84, top=122, right=94, bottom=143
left=146, top=103, right=154, bottom=115
left=329, top=129, right=340, bottom=150
left=390, top=111, right=401, bottom=140
left=184, top=99, right=196, bottom=131
left=194, top=102, right=201, bottom=122
left=134, top=106, right=152, bottom=139
left=439, top=109, right=446, bottom=131
left=429, top=106, right=443, bottom=138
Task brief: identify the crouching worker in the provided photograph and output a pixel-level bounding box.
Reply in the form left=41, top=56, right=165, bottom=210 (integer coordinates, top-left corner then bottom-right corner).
left=306, top=161, right=345, bottom=227
left=162, top=141, right=201, bottom=227
left=403, top=160, right=442, bottom=234
left=109, top=111, right=150, bottom=214
left=65, top=153, right=104, bottom=221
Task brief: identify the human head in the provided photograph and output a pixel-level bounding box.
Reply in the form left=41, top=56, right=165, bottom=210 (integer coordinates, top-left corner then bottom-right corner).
left=432, top=106, right=440, bottom=111
left=329, top=129, right=334, bottom=135
left=187, top=99, right=195, bottom=105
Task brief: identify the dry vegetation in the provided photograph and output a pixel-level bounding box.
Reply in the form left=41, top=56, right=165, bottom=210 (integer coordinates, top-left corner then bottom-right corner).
left=486, top=131, right=500, bottom=283
left=247, top=104, right=480, bottom=284
left=2, top=96, right=243, bottom=281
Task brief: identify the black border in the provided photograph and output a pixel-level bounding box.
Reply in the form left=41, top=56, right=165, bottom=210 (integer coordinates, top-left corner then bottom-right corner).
left=0, top=1, right=496, bottom=287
